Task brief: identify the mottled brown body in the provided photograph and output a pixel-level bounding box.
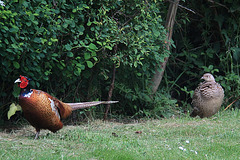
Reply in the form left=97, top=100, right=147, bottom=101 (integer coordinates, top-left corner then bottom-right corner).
left=191, top=73, right=224, bottom=118
left=15, top=75, right=118, bottom=139
left=19, top=89, right=72, bottom=133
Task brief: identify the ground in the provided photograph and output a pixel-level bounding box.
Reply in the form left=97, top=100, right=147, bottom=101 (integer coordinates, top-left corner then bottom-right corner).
left=0, top=110, right=240, bottom=159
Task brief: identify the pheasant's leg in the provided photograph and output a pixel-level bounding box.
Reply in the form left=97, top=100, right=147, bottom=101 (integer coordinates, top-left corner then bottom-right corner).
left=34, top=129, right=40, bottom=140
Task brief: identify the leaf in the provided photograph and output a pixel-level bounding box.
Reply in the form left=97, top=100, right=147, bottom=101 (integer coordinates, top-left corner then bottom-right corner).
left=232, top=47, right=240, bottom=62
left=86, top=61, right=94, bottom=68
left=65, top=44, right=72, bottom=51
left=91, top=52, right=97, bottom=57
left=4, top=39, right=9, bottom=44
left=84, top=52, right=91, bottom=60
left=9, top=26, right=19, bottom=33
left=8, top=103, right=22, bottom=119
left=152, top=27, right=160, bottom=37
left=52, top=53, right=58, bottom=57
left=11, top=44, right=18, bottom=49
left=63, top=23, right=68, bottom=28
left=12, top=84, right=20, bottom=98
left=105, top=45, right=112, bottom=50
left=134, top=25, right=142, bottom=31
left=2, top=26, right=9, bottom=31
left=29, top=14, right=35, bottom=21
left=13, top=61, right=20, bottom=69
left=74, top=68, right=81, bottom=76
left=137, top=73, right=142, bottom=76
left=33, top=37, right=41, bottom=43
left=87, top=21, right=92, bottom=26
left=93, top=57, right=98, bottom=61
left=41, top=38, right=47, bottom=44
left=26, top=22, right=32, bottom=26
left=50, top=38, right=58, bottom=42
left=79, top=25, right=85, bottom=35
left=67, top=52, right=74, bottom=57
left=88, top=43, right=97, bottom=50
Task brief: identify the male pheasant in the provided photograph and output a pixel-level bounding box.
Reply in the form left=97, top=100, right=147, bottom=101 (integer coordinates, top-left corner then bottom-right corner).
left=15, top=75, right=118, bottom=139
left=190, top=73, right=224, bottom=118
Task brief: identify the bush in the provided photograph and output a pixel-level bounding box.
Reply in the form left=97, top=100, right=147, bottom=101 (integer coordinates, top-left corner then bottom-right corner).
left=0, top=0, right=173, bottom=121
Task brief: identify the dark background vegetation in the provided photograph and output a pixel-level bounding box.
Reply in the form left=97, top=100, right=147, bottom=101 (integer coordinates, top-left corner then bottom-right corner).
left=0, top=0, right=240, bottom=124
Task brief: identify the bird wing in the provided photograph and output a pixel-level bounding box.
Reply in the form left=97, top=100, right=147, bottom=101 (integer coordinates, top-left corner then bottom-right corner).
left=35, top=90, right=72, bottom=119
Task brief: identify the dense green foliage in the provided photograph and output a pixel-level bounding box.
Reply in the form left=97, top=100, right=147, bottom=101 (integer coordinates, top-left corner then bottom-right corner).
left=1, top=0, right=240, bottom=122
left=0, top=0, right=169, bottom=122
left=168, top=0, right=240, bottom=110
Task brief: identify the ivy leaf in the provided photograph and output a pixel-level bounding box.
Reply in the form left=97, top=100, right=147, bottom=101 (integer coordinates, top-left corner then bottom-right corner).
left=8, top=103, right=22, bottom=119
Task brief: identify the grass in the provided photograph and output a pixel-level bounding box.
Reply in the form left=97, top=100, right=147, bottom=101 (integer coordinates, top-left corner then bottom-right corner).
left=1, top=110, right=240, bottom=160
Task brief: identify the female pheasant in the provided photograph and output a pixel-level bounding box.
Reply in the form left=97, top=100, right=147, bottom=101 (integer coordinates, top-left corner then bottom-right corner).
left=15, top=75, right=118, bottom=139
left=190, top=73, right=224, bottom=118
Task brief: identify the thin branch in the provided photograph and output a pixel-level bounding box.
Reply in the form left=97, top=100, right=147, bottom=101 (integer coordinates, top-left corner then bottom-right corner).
left=178, top=4, right=196, bottom=14
left=224, top=96, right=240, bottom=111
left=103, top=63, right=116, bottom=120
left=207, top=0, right=229, bottom=11
left=167, top=0, right=204, bottom=17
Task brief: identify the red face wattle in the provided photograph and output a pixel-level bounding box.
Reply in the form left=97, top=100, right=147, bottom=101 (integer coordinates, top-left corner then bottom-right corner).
left=17, top=75, right=29, bottom=89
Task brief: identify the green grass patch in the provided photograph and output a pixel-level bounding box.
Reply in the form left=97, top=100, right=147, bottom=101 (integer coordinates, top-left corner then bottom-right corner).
left=1, top=110, right=240, bottom=159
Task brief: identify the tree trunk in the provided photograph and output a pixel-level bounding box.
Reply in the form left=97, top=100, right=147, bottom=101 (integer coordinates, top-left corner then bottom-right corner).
left=150, top=0, right=180, bottom=94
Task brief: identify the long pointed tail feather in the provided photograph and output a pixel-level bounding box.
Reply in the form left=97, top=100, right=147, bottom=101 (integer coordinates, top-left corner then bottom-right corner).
left=67, top=101, right=118, bottom=110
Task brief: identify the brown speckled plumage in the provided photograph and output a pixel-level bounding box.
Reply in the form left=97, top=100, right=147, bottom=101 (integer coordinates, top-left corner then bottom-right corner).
left=19, top=89, right=72, bottom=134
left=191, top=73, right=224, bottom=118
left=15, top=75, right=118, bottom=139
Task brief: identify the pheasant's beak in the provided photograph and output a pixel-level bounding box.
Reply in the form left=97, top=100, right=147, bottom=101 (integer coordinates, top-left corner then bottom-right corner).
left=14, top=78, right=21, bottom=83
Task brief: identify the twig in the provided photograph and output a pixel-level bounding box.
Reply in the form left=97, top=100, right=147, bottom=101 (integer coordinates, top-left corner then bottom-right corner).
left=224, top=96, right=240, bottom=111
left=207, top=0, right=229, bottom=11
left=178, top=4, right=196, bottom=14
left=167, top=0, right=196, bottom=14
